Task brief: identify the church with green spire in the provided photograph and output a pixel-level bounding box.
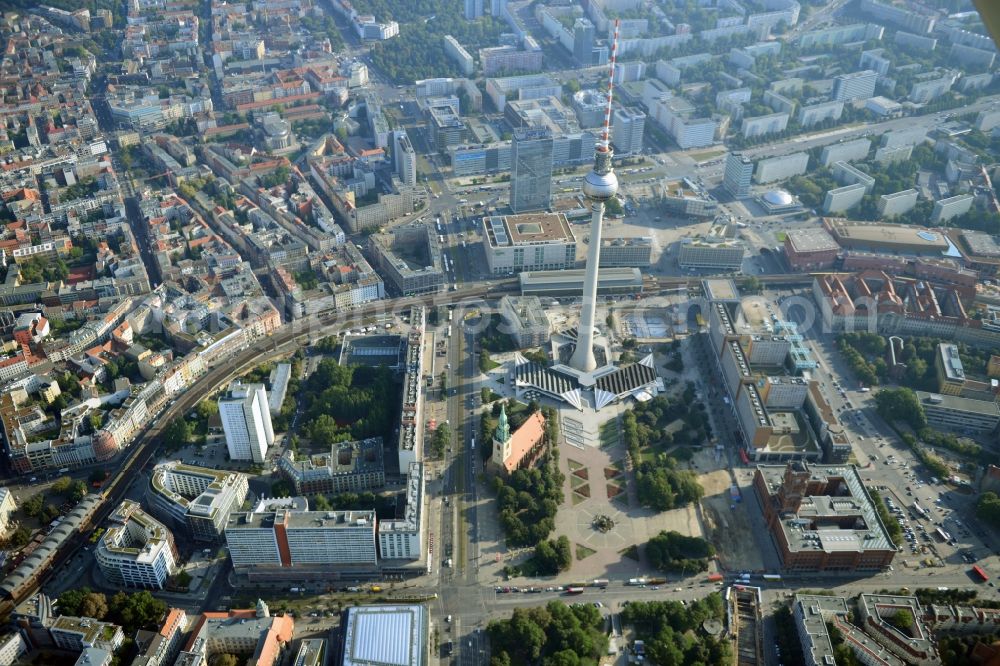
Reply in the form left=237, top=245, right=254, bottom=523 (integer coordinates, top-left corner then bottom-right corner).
left=490, top=403, right=547, bottom=477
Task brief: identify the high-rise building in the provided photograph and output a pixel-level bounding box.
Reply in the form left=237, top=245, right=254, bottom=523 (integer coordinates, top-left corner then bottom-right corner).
left=832, top=70, right=878, bottom=102
left=219, top=383, right=274, bottom=463
left=510, top=127, right=553, bottom=213
left=611, top=106, right=645, bottom=156
left=573, top=18, right=595, bottom=66
left=393, top=130, right=417, bottom=187
left=723, top=152, right=754, bottom=198
left=464, top=0, right=483, bottom=19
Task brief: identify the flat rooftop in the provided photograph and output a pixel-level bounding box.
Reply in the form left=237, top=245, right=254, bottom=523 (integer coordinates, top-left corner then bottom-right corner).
left=703, top=278, right=739, bottom=302
left=342, top=605, right=426, bottom=666
left=485, top=213, right=575, bottom=246
left=756, top=463, right=895, bottom=555
left=786, top=228, right=840, bottom=253
left=827, top=220, right=950, bottom=250
left=961, top=230, right=1000, bottom=258
left=228, top=509, right=375, bottom=531
left=916, top=391, right=1000, bottom=417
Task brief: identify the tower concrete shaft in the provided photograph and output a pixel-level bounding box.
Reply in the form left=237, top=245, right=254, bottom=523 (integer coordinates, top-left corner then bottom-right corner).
left=568, top=198, right=607, bottom=372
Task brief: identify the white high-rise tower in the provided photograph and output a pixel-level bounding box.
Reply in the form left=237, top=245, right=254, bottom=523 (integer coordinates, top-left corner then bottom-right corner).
left=219, top=382, right=274, bottom=463
left=569, top=20, right=621, bottom=374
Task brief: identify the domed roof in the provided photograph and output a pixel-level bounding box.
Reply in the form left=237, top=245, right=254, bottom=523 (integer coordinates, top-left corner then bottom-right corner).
left=764, top=189, right=793, bottom=206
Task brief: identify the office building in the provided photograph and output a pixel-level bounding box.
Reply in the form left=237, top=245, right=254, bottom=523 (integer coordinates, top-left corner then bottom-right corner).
left=499, top=296, right=550, bottom=348
left=611, top=106, right=645, bottom=156
left=95, top=500, right=178, bottom=590
left=482, top=212, right=577, bottom=275
left=661, top=181, right=718, bottom=217
left=393, top=130, right=417, bottom=187
left=877, top=189, right=918, bottom=217
left=278, top=437, right=385, bottom=495
left=219, top=383, right=274, bottom=463
left=370, top=222, right=445, bottom=296
left=916, top=392, right=1000, bottom=434
left=50, top=617, right=124, bottom=653
left=677, top=238, right=745, bottom=271
left=0, top=633, right=28, bottom=665
left=600, top=237, right=653, bottom=267
left=832, top=70, right=878, bottom=102
left=449, top=142, right=511, bottom=176
left=226, top=501, right=378, bottom=574
left=0, top=489, right=15, bottom=534
left=935, top=343, right=966, bottom=395
left=784, top=228, right=840, bottom=271
left=378, top=462, right=424, bottom=560
left=342, top=605, right=427, bottom=666
left=573, top=18, right=595, bottom=66
left=753, top=462, right=896, bottom=571
left=427, top=103, right=465, bottom=152
left=464, top=0, right=483, bottom=19
left=131, top=608, right=187, bottom=666
left=178, top=603, right=293, bottom=666
left=510, top=127, right=554, bottom=213
left=147, top=462, right=249, bottom=542
left=723, top=152, right=754, bottom=198
left=931, top=194, right=974, bottom=223
left=479, top=45, right=543, bottom=76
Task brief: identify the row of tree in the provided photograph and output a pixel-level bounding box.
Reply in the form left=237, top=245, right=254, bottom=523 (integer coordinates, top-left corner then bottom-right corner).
left=57, top=588, right=167, bottom=637
left=487, top=601, right=607, bottom=666
left=645, top=530, right=715, bottom=574
left=493, top=459, right=564, bottom=548
left=620, top=594, right=731, bottom=666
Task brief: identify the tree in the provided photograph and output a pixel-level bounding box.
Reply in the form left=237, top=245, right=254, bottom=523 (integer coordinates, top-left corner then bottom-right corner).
left=22, top=494, right=44, bottom=518
left=645, top=531, right=715, bottom=573
left=70, top=480, right=88, bottom=503
left=107, top=590, right=167, bottom=635
left=209, top=655, right=239, bottom=666
left=89, top=469, right=107, bottom=485
left=80, top=592, right=109, bottom=620
left=4, top=526, right=30, bottom=549
left=174, top=570, right=192, bottom=589
left=976, top=491, right=1000, bottom=529
left=51, top=476, right=72, bottom=494
left=874, top=388, right=927, bottom=430
left=162, top=418, right=192, bottom=451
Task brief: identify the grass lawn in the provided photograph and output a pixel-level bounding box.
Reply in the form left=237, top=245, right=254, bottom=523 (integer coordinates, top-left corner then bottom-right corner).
left=575, top=544, right=597, bottom=561
left=775, top=231, right=787, bottom=242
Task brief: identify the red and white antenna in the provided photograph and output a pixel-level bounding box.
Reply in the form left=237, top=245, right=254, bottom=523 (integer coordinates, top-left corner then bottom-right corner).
left=600, top=18, right=621, bottom=152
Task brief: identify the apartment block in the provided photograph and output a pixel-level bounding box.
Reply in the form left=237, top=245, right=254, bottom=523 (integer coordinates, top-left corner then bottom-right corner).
left=877, top=189, right=918, bottom=217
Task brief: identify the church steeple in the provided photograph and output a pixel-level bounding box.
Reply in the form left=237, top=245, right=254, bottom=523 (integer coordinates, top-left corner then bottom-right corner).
left=495, top=404, right=510, bottom=443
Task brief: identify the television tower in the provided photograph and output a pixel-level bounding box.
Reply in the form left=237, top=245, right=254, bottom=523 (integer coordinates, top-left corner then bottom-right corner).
left=569, top=20, right=620, bottom=374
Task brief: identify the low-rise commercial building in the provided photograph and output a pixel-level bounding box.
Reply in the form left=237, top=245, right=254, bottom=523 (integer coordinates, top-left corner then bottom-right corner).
left=177, top=601, right=292, bottom=666
left=342, top=605, right=427, bottom=666
left=278, top=438, right=385, bottom=496
left=916, top=392, right=1000, bottom=434
left=499, top=296, right=550, bottom=348
left=677, top=238, right=744, bottom=271
left=784, top=228, right=840, bottom=271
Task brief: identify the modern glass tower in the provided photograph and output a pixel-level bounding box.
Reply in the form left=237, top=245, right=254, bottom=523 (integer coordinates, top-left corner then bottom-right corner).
left=509, top=126, right=553, bottom=213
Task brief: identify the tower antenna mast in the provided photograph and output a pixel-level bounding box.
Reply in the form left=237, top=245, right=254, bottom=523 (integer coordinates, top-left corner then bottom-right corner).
left=600, top=19, right=620, bottom=151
